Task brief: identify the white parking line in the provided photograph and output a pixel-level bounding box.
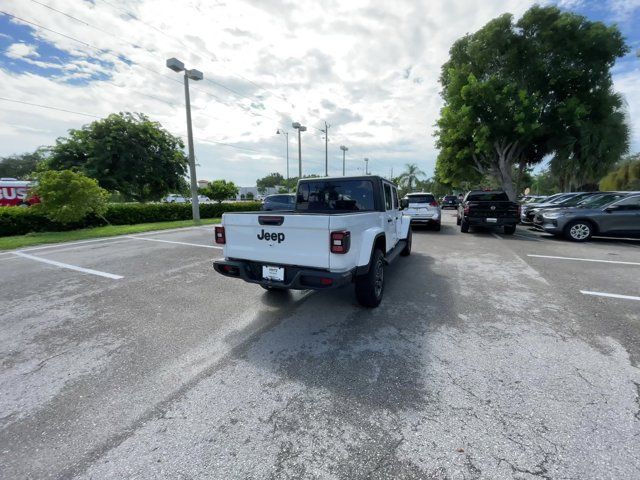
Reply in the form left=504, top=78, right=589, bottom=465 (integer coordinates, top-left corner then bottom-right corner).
left=492, top=233, right=503, bottom=240
left=128, top=236, right=222, bottom=249
left=580, top=290, right=640, bottom=301
left=527, top=254, right=640, bottom=266
left=12, top=251, right=124, bottom=279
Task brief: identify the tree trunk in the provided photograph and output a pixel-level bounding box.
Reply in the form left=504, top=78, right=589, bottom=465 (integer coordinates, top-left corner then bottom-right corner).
left=494, top=141, right=518, bottom=201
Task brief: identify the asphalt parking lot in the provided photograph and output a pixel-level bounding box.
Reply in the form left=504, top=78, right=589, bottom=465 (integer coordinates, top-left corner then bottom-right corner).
left=1, top=213, right=639, bottom=479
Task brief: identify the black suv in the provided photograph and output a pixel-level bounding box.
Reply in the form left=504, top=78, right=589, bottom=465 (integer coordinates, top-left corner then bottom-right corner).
left=441, top=195, right=459, bottom=209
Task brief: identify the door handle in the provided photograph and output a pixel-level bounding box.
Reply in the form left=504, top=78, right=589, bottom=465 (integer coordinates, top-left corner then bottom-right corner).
left=387, top=218, right=393, bottom=223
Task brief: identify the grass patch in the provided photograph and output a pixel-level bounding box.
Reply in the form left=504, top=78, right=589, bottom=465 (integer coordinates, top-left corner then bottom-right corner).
left=0, top=218, right=220, bottom=251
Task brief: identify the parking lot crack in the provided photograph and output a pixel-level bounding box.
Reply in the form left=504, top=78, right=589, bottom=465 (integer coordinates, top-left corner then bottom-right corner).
left=497, top=451, right=553, bottom=480
left=633, top=381, right=640, bottom=422
left=20, top=349, right=71, bottom=376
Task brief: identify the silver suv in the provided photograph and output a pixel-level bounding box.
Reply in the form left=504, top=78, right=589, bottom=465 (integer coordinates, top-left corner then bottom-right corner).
left=400, top=192, right=441, bottom=230
left=537, top=193, right=640, bottom=241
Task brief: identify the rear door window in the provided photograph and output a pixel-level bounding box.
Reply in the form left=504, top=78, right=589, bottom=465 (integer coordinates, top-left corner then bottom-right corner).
left=384, top=184, right=393, bottom=211
left=296, top=180, right=375, bottom=212
left=407, top=194, right=435, bottom=204
left=466, top=192, right=509, bottom=201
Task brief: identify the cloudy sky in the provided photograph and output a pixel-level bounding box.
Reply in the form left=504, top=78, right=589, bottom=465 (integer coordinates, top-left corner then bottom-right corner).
left=0, top=0, right=639, bottom=186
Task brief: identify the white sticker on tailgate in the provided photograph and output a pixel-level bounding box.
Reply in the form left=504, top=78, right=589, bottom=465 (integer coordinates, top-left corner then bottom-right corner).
left=262, top=265, right=284, bottom=281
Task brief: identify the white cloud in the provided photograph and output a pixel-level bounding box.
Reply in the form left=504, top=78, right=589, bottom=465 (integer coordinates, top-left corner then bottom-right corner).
left=5, top=42, right=40, bottom=59
left=0, top=0, right=637, bottom=186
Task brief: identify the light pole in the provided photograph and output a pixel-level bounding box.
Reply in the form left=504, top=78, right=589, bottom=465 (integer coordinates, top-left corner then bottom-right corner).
left=320, top=121, right=330, bottom=176
left=292, top=122, right=306, bottom=178
left=276, top=129, right=289, bottom=185
left=364, top=157, right=369, bottom=175
left=340, top=145, right=348, bottom=176
left=167, top=57, right=203, bottom=222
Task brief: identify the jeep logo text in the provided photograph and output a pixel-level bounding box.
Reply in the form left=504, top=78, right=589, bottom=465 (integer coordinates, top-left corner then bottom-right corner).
left=257, top=229, right=285, bottom=243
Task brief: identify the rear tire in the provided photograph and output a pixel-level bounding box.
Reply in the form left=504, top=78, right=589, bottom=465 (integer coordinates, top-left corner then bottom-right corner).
left=456, top=216, right=461, bottom=226
left=564, top=220, right=593, bottom=242
left=433, top=222, right=441, bottom=232
left=401, top=228, right=412, bottom=256
left=355, top=249, right=385, bottom=308
left=504, top=225, right=516, bottom=235
left=460, top=219, right=469, bottom=233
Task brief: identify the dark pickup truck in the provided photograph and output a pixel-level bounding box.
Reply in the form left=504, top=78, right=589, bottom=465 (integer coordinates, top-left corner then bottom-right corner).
left=456, top=190, right=520, bottom=234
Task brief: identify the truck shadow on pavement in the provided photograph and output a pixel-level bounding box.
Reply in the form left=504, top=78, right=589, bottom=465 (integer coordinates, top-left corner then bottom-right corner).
left=215, top=252, right=458, bottom=477
left=237, top=251, right=455, bottom=413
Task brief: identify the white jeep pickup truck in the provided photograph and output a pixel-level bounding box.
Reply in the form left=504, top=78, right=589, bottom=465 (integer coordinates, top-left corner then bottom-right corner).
left=213, top=176, right=412, bottom=307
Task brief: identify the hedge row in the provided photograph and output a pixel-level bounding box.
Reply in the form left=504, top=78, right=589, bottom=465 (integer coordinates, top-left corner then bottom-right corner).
left=0, top=202, right=262, bottom=237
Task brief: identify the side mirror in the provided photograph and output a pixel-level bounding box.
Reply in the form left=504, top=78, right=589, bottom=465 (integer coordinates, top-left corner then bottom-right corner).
left=400, top=199, right=408, bottom=209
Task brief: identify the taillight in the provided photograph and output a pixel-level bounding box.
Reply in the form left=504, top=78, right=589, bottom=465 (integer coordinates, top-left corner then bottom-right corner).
left=430, top=201, right=438, bottom=207
left=330, top=231, right=350, bottom=254
left=215, top=226, right=226, bottom=244
left=463, top=204, right=469, bottom=214
left=517, top=205, right=521, bottom=217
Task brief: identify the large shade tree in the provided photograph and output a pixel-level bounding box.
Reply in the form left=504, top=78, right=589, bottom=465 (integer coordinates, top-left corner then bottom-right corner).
left=46, top=113, right=188, bottom=202
left=435, top=5, right=628, bottom=199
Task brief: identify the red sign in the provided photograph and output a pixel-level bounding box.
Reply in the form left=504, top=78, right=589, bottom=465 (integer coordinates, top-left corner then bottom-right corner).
left=0, top=180, right=40, bottom=207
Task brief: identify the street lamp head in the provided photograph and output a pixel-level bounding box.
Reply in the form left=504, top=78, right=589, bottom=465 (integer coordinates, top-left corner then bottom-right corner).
left=186, top=69, right=203, bottom=81
left=299, top=126, right=307, bottom=132
left=292, top=122, right=301, bottom=129
left=340, top=145, right=348, bottom=151
left=166, top=57, right=185, bottom=73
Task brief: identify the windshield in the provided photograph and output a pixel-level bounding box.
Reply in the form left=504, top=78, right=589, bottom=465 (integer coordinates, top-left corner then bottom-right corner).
left=406, top=194, right=435, bottom=204
left=578, top=193, right=627, bottom=208
left=296, top=180, right=375, bottom=212
left=556, top=193, right=594, bottom=207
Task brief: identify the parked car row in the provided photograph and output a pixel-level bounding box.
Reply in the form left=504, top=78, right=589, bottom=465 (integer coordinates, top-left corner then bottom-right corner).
left=531, top=191, right=640, bottom=241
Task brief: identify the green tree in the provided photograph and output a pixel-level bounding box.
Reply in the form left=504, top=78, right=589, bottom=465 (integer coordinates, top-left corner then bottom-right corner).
left=46, top=112, right=188, bottom=202
left=397, top=163, right=426, bottom=192
left=200, top=180, right=239, bottom=203
left=0, top=149, right=46, bottom=179
left=246, top=191, right=254, bottom=200
left=600, top=154, right=640, bottom=191
left=33, top=169, right=108, bottom=223
left=435, top=5, right=628, bottom=200
left=256, top=172, right=285, bottom=194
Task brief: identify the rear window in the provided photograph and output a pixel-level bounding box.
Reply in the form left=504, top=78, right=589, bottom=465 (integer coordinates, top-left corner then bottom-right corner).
left=444, top=196, right=457, bottom=201
left=406, top=194, right=435, bottom=204
left=466, top=192, right=509, bottom=201
left=296, top=180, right=375, bottom=212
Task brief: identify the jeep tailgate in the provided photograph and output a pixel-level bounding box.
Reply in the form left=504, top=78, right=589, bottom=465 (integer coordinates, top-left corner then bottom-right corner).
left=222, top=213, right=331, bottom=268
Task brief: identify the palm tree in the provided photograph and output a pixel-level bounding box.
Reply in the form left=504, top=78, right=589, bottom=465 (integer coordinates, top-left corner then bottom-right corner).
left=397, top=163, right=426, bottom=191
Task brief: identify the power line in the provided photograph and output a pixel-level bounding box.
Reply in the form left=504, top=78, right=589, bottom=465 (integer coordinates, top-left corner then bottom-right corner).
left=0, top=96, right=101, bottom=118
left=0, top=96, right=281, bottom=156
left=5, top=6, right=289, bottom=128
left=99, top=0, right=291, bottom=104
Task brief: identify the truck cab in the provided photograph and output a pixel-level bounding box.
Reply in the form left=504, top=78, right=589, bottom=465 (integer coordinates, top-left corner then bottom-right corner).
left=213, top=176, right=412, bottom=307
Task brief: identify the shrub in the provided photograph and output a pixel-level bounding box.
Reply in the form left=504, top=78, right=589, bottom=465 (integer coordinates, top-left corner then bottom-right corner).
left=0, top=201, right=262, bottom=237
left=34, top=170, right=109, bottom=224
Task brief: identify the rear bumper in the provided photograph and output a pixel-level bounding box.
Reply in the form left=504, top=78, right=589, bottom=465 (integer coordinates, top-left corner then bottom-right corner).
left=466, top=217, right=518, bottom=227
left=213, top=259, right=354, bottom=290
left=410, top=215, right=440, bottom=225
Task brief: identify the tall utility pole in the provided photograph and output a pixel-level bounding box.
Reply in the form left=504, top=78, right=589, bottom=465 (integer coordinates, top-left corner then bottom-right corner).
left=340, top=145, right=348, bottom=176
left=276, top=129, right=289, bottom=183
left=364, top=157, right=369, bottom=175
left=292, top=122, right=307, bottom=178
left=166, top=57, right=203, bottom=222
left=320, top=121, right=330, bottom=176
